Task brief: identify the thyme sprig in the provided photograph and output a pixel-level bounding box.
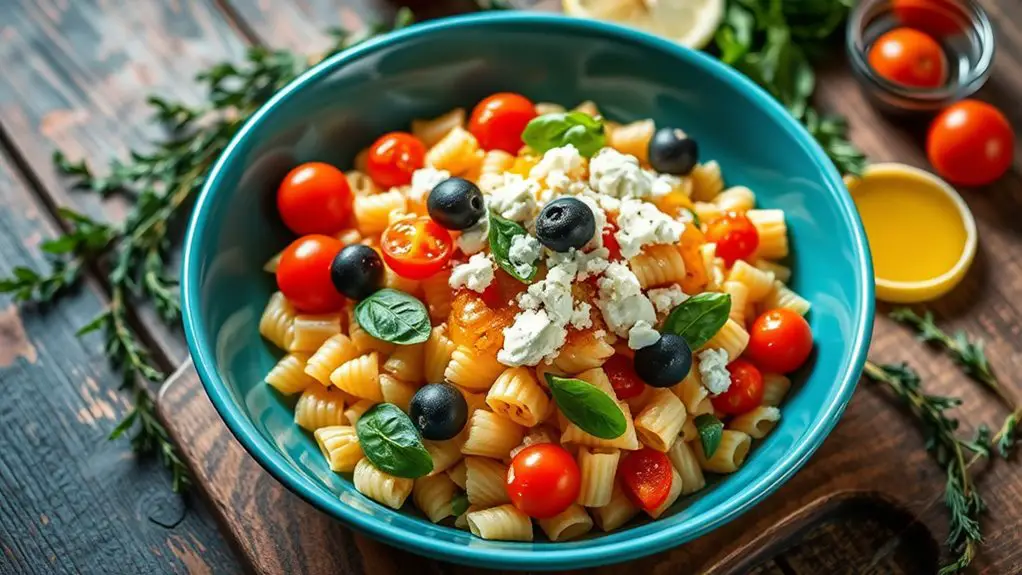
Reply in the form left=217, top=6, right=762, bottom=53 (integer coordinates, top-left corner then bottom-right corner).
left=0, top=10, right=415, bottom=493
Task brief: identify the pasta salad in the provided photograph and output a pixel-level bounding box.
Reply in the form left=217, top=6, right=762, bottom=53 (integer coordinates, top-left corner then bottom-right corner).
left=259, top=93, right=814, bottom=542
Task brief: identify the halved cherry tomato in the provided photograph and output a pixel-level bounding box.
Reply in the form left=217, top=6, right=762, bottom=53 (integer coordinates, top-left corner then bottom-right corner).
left=746, top=309, right=814, bottom=374
left=276, top=162, right=353, bottom=235
left=381, top=216, right=453, bottom=280
left=276, top=235, right=346, bottom=313
left=366, top=132, right=426, bottom=188
left=601, top=224, right=623, bottom=261
left=469, top=93, right=537, bottom=154
left=711, top=359, right=764, bottom=416
left=506, top=443, right=581, bottom=519
left=703, top=212, right=759, bottom=267
left=927, top=100, right=1015, bottom=187
left=618, top=447, right=672, bottom=511
left=893, top=0, right=962, bottom=37
left=868, top=27, right=948, bottom=89
left=603, top=354, right=646, bottom=400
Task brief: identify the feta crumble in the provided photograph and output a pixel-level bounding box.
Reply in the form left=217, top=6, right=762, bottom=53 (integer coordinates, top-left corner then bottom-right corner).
left=596, top=262, right=657, bottom=339
left=698, top=348, right=732, bottom=395
left=570, top=301, right=593, bottom=331
left=456, top=214, right=489, bottom=255
left=488, top=174, right=540, bottom=222
left=498, top=309, right=567, bottom=367
left=449, top=253, right=495, bottom=293
left=517, top=262, right=575, bottom=325
left=530, top=145, right=585, bottom=196
left=589, top=147, right=655, bottom=199
left=614, top=198, right=686, bottom=259
left=647, top=285, right=689, bottom=315
left=627, top=320, right=661, bottom=350
left=575, top=193, right=608, bottom=249
left=545, top=246, right=611, bottom=282
left=408, top=167, right=450, bottom=203
left=650, top=172, right=684, bottom=198
left=508, top=234, right=541, bottom=279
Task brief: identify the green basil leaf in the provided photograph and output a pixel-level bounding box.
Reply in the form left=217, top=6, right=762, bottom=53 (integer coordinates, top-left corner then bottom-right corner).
left=662, top=292, right=732, bottom=349
left=544, top=374, right=626, bottom=440
left=715, top=3, right=755, bottom=63
left=694, top=414, right=724, bottom=458
left=521, top=111, right=605, bottom=157
left=488, top=213, right=537, bottom=283
left=355, top=403, right=433, bottom=478
left=450, top=492, right=470, bottom=517
left=354, top=288, right=431, bottom=345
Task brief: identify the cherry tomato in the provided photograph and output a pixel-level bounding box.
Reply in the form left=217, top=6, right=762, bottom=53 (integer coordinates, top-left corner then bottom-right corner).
left=927, top=100, right=1015, bottom=187
left=276, top=235, right=346, bottom=313
left=893, top=0, right=962, bottom=37
left=381, top=216, right=453, bottom=280
left=366, top=132, right=426, bottom=188
left=506, top=444, right=581, bottom=519
left=601, top=224, right=623, bottom=261
left=276, top=162, right=353, bottom=236
left=747, top=309, right=814, bottom=374
left=711, top=359, right=764, bottom=416
left=868, top=27, right=948, bottom=89
left=468, top=93, right=537, bottom=154
left=618, top=447, right=672, bottom=511
left=603, top=354, right=646, bottom=400
left=703, top=212, right=759, bottom=267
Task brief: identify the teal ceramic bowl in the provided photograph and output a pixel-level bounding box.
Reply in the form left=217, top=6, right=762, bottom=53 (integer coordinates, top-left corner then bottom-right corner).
left=182, top=12, right=874, bottom=570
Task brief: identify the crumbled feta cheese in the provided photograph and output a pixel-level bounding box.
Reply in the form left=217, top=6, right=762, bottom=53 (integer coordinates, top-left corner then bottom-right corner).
left=409, top=167, right=450, bottom=203
left=651, top=173, right=683, bottom=198
left=627, top=321, right=661, bottom=350
left=508, top=234, right=541, bottom=279
left=570, top=301, right=593, bottom=330
left=449, top=253, right=495, bottom=293
left=596, top=262, right=657, bottom=338
left=478, top=172, right=505, bottom=194
left=575, top=194, right=608, bottom=249
left=614, top=198, right=686, bottom=259
left=530, top=145, right=585, bottom=190
left=488, top=174, right=540, bottom=222
left=647, top=284, right=689, bottom=315
left=585, top=188, right=622, bottom=215
left=589, top=147, right=655, bottom=199
left=498, top=309, right=568, bottom=367
left=698, top=348, right=732, bottom=395
left=456, top=213, right=489, bottom=255
left=518, top=262, right=575, bottom=325
left=545, top=247, right=611, bottom=282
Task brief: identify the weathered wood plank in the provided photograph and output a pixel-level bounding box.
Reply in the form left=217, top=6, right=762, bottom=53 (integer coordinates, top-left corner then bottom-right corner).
left=0, top=150, right=237, bottom=575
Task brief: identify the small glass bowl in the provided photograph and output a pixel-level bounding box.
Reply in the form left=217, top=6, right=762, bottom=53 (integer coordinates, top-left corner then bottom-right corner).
left=847, top=0, right=995, bottom=113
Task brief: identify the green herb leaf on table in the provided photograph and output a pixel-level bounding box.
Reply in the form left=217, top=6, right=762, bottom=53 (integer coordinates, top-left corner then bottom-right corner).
left=355, top=403, right=434, bottom=479
left=521, top=112, right=606, bottom=157
left=355, top=289, right=431, bottom=345
left=544, top=374, right=626, bottom=440
left=662, top=292, right=732, bottom=349
left=694, top=414, right=724, bottom=458
left=488, top=213, right=538, bottom=283
left=450, top=492, right=470, bottom=517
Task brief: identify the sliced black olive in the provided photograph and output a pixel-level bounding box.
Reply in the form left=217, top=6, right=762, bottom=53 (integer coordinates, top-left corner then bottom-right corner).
left=633, top=333, right=693, bottom=388
left=409, top=382, right=468, bottom=441
left=648, top=128, right=699, bottom=176
left=535, top=197, right=595, bottom=253
left=427, top=177, right=486, bottom=230
left=330, top=244, right=383, bottom=300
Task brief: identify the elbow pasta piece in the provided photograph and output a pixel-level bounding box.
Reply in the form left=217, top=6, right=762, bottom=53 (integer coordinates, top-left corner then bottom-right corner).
left=754, top=259, right=792, bottom=283
left=629, top=244, right=687, bottom=289
left=305, top=334, right=360, bottom=387
left=534, top=102, right=566, bottom=115
left=354, top=147, right=369, bottom=173
left=420, top=268, right=453, bottom=323
left=538, top=504, right=594, bottom=542
left=461, top=410, right=525, bottom=459
left=412, top=107, right=466, bottom=148
left=259, top=291, right=296, bottom=350
left=454, top=505, right=479, bottom=530
left=608, top=119, right=654, bottom=165
left=353, top=458, right=413, bottom=510
left=425, top=126, right=481, bottom=176
left=379, top=374, right=418, bottom=413
left=330, top=353, right=383, bottom=401
left=690, top=160, right=724, bottom=201
left=647, top=465, right=683, bottom=519
left=289, top=312, right=343, bottom=353
left=347, top=307, right=396, bottom=356
left=466, top=504, right=533, bottom=542
left=465, top=456, right=511, bottom=507
left=314, top=426, right=364, bottom=472
left=552, top=337, right=615, bottom=375
left=343, top=399, right=376, bottom=427
left=746, top=209, right=789, bottom=259
left=509, top=425, right=559, bottom=459
left=383, top=264, right=421, bottom=296
left=696, top=430, right=752, bottom=473
left=576, top=447, right=621, bottom=507
left=461, top=388, right=491, bottom=420
left=560, top=368, right=640, bottom=450
left=668, top=440, right=706, bottom=495
left=573, top=100, right=600, bottom=117
left=294, top=385, right=348, bottom=431
left=345, top=170, right=378, bottom=196
left=486, top=367, right=550, bottom=427
left=714, top=186, right=756, bottom=212
left=624, top=386, right=655, bottom=414
left=446, top=459, right=468, bottom=490
left=592, top=482, right=640, bottom=532
left=382, top=342, right=425, bottom=385
left=354, top=189, right=407, bottom=235
left=424, top=324, right=456, bottom=384
left=761, top=373, right=792, bottom=407
left=263, top=251, right=281, bottom=273
left=424, top=437, right=464, bottom=477
left=722, top=280, right=750, bottom=327
left=265, top=353, right=315, bottom=395
left=480, top=149, right=515, bottom=176
left=675, top=365, right=714, bottom=417
left=336, top=228, right=363, bottom=245
left=762, top=281, right=812, bottom=316
left=534, top=362, right=567, bottom=392
left=680, top=417, right=698, bottom=443
left=634, top=389, right=687, bottom=453
left=413, top=473, right=459, bottom=523
left=444, top=346, right=505, bottom=391
left=729, top=406, right=781, bottom=439
left=702, top=319, right=750, bottom=362
left=698, top=243, right=722, bottom=291
left=693, top=201, right=724, bottom=225
left=727, top=260, right=775, bottom=302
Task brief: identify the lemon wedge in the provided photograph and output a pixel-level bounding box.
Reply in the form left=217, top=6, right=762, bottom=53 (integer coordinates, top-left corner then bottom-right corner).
left=562, top=0, right=725, bottom=49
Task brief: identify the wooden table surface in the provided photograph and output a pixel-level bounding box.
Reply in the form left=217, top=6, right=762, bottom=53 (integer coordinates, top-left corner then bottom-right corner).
left=0, top=1, right=1019, bottom=574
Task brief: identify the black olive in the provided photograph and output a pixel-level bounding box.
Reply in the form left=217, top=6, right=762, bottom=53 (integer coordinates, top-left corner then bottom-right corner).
left=535, top=197, right=595, bottom=253
left=633, top=333, right=693, bottom=388
left=648, top=128, right=699, bottom=176
left=409, top=383, right=468, bottom=441
left=427, top=177, right=486, bottom=230
left=330, top=244, right=383, bottom=300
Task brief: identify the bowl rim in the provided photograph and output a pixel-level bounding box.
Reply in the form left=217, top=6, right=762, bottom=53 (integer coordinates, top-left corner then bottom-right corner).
left=182, top=11, right=875, bottom=569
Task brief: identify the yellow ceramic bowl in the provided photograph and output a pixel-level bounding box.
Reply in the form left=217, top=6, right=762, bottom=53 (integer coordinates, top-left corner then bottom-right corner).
left=847, top=163, right=977, bottom=303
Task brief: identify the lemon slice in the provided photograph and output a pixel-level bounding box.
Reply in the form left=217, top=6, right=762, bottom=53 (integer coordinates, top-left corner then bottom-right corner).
left=562, top=0, right=725, bottom=49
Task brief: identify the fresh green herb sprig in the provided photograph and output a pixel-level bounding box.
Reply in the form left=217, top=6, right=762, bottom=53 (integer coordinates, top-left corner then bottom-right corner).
left=0, top=10, right=415, bottom=493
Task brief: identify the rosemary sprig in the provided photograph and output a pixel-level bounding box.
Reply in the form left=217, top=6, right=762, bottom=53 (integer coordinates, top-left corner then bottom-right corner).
left=0, top=10, right=415, bottom=493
